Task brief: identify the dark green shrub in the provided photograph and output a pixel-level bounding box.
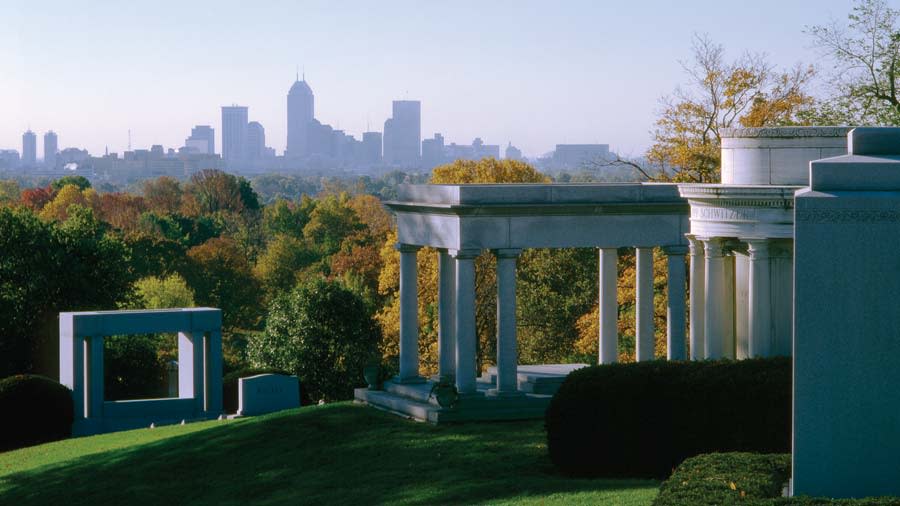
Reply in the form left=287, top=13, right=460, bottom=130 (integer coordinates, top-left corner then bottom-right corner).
left=222, top=367, right=302, bottom=414
left=654, top=452, right=900, bottom=506
left=0, top=374, right=74, bottom=451
left=104, top=334, right=170, bottom=401
left=545, top=357, right=791, bottom=479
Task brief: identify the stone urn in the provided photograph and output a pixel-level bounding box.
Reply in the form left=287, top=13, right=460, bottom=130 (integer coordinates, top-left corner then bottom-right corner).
left=363, top=362, right=381, bottom=390
left=430, top=376, right=458, bottom=408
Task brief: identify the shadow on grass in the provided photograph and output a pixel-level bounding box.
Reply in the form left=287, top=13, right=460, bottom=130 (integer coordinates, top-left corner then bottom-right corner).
left=0, top=403, right=656, bottom=506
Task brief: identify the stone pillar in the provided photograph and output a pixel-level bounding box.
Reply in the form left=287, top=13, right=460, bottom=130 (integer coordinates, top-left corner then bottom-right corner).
left=687, top=236, right=705, bottom=361
left=178, top=331, right=204, bottom=414
left=598, top=248, right=618, bottom=364
left=702, top=237, right=733, bottom=359
left=452, top=249, right=480, bottom=395
left=745, top=239, right=773, bottom=358
left=635, top=247, right=655, bottom=361
left=488, top=249, right=522, bottom=397
left=663, top=246, right=688, bottom=360
left=437, top=249, right=457, bottom=379
left=86, top=336, right=104, bottom=419
left=206, top=330, right=223, bottom=415
left=396, top=243, right=424, bottom=383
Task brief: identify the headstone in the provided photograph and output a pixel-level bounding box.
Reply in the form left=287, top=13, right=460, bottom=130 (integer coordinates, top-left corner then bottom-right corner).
left=793, top=127, right=900, bottom=498
left=237, top=374, right=300, bottom=416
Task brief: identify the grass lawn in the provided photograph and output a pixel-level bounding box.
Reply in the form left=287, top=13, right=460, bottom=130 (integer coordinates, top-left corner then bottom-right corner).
left=0, top=402, right=658, bottom=506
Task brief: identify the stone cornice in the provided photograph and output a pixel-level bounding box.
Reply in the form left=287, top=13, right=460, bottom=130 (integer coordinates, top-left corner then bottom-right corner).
left=385, top=201, right=689, bottom=217
left=721, top=126, right=853, bottom=139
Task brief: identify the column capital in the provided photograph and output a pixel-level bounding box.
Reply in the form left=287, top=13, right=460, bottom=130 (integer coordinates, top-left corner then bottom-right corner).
left=686, top=234, right=705, bottom=256
left=662, top=245, right=689, bottom=256
left=395, top=243, right=422, bottom=253
left=699, top=237, right=728, bottom=258
left=742, top=238, right=771, bottom=260
left=450, top=248, right=481, bottom=260
left=493, top=248, right=522, bottom=259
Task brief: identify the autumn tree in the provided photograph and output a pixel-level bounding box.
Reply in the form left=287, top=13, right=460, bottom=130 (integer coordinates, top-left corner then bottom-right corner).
left=807, top=0, right=900, bottom=125
left=184, top=237, right=261, bottom=330
left=96, top=192, right=147, bottom=232
left=39, top=184, right=100, bottom=222
left=0, top=180, right=20, bottom=205
left=142, top=176, right=183, bottom=214
left=648, top=34, right=815, bottom=182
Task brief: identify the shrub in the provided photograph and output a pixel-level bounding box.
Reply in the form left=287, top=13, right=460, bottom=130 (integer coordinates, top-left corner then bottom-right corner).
left=0, top=374, right=74, bottom=451
left=222, top=367, right=301, bottom=414
left=247, top=278, right=381, bottom=401
left=545, top=357, right=791, bottom=479
left=654, top=452, right=900, bottom=506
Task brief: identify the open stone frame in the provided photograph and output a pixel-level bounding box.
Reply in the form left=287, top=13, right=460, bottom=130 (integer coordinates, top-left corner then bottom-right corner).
left=59, top=308, right=223, bottom=436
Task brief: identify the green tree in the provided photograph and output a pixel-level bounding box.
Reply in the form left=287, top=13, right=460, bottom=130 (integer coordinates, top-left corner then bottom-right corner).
left=807, top=0, right=900, bottom=125
left=253, top=234, right=318, bottom=297
left=247, top=278, right=381, bottom=401
left=133, top=274, right=196, bottom=309
left=50, top=175, right=91, bottom=192
left=0, top=180, right=20, bottom=205
left=302, top=193, right=364, bottom=257
left=184, top=237, right=261, bottom=330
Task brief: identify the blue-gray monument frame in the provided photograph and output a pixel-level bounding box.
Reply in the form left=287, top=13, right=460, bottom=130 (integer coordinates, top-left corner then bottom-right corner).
left=59, top=308, right=223, bottom=436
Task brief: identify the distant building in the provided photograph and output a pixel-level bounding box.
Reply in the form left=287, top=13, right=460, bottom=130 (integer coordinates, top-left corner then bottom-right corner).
left=247, top=121, right=266, bottom=159
left=505, top=142, right=522, bottom=161
left=43, top=131, right=58, bottom=168
left=22, top=130, right=36, bottom=166
left=383, top=100, right=421, bottom=167
left=422, top=133, right=445, bottom=168
left=362, top=131, right=383, bottom=165
left=150, top=145, right=165, bottom=158
left=185, top=125, right=215, bottom=155
left=286, top=76, right=314, bottom=158
left=58, top=147, right=90, bottom=166
left=442, top=137, right=500, bottom=164
left=221, top=106, right=248, bottom=161
left=552, top=144, right=610, bottom=169
left=0, top=149, right=20, bottom=169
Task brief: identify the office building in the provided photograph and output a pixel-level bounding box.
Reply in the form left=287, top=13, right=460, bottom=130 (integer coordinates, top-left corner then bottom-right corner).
left=221, top=106, right=248, bottom=161
left=22, top=130, right=36, bottom=166
left=383, top=100, right=421, bottom=167
left=43, top=131, right=58, bottom=168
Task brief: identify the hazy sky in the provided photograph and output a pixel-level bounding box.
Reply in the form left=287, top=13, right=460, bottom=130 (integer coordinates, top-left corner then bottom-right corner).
left=1, top=0, right=864, bottom=158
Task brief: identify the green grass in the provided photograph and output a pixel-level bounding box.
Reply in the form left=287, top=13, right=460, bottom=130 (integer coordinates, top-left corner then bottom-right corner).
left=0, top=402, right=657, bottom=506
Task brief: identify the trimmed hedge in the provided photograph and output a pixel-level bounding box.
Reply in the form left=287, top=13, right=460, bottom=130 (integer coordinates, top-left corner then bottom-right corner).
left=545, top=357, right=791, bottom=479
left=0, top=374, right=74, bottom=451
left=654, top=452, right=900, bottom=506
left=222, top=367, right=302, bottom=414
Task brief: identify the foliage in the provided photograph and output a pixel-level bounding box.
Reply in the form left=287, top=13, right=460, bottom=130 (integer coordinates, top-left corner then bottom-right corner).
left=807, top=0, right=900, bottom=125
left=0, top=374, right=73, bottom=452
left=262, top=197, right=315, bottom=239
left=39, top=184, right=100, bottom=221
left=545, top=358, right=791, bottom=479
left=184, top=237, right=261, bottom=330
left=123, top=232, right=187, bottom=279
left=253, top=233, right=318, bottom=297
left=0, top=403, right=658, bottom=506
left=653, top=452, right=900, bottom=505
left=133, top=274, right=195, bottom=309
left=141, top=176, right=183, bottom=214
left=302, top=193, right=365, bottom=257
left=50, top=175, right=91, bottom=192
left=96, top=192, right=147, bottom=232
left=186, top=169, right=259, bottom=215
left=103, top=335, right=168, bottom=401
left=248, top=278, right=381, bottom=401
left=430, top=157, right=551, bottom=184
left=0, top=180, right=20, bottom=205
left=19, top=185, right=55, bottom=211
left=647, top=34, right=815, bottom=182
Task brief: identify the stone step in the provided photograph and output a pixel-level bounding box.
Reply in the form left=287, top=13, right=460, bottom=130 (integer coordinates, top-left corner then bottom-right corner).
left=383, top=380, right=436, bottom=404
left=479, top=363, right=588, bottom=396
left=354, top=388, right=437, bottom=420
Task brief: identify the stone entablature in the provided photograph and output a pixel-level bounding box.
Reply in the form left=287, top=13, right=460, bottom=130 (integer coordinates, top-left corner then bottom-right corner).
left=720, top=126, right=851, bottom=185
left=678, top=185, right=799, bottom=239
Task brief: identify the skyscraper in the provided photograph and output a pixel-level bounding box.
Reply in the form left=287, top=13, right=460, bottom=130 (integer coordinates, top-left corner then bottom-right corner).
left=43, top=131, right=58, bottom=168
left=221, top=106, right=248, bottom=161
left=286, top=75, right=314, bottom=158
left=421, top=132, right=445, bottom=168
left=185, top=125, right=215, bottom=155
left=505, top=142, right=522, bottom=161
left=247, top=121, right=266, bottom=159
left=383, top=100, right=421, bottom=167
left=362, top=131, right=383, bottom=165
left=22, top=130, right=36, bottom=166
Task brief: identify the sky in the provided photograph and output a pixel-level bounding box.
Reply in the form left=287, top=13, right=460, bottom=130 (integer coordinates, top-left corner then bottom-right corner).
left=0, top=0, right=868, bottom=159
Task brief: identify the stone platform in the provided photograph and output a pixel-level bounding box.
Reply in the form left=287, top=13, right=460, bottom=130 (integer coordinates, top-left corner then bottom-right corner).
left=354, top=364, right=587, bottom=423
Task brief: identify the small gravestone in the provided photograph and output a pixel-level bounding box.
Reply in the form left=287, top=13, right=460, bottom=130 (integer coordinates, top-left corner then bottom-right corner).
left=237, top=374, right=300, bottom=416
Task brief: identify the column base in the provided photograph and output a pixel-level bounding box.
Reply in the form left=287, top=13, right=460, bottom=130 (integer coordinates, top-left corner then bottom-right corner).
left=392, top=375, right=426, bottom=385
left=485, top=388, right=525, bottom=398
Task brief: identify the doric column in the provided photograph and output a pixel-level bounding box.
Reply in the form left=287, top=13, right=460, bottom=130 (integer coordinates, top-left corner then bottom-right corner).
left=437, top=249, right=457, bottom=379
left=396, top=243, right=424, bottom=383
left=687, top=236, right=705, bottom=361
left=746, top=239, right=773, bottom=358
left=598, top=248, right=618, bottom=364
left=702, top=237, right=733, bottom=359
left=635, top=247, right=655, bottom=361
left=663, top=245, right=688, bottom=361
left=488, top=249, right=523, bottom=397
left=452, top=249, right=480, bottom=395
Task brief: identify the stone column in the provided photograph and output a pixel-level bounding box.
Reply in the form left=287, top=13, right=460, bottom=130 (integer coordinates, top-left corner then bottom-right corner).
left=452, top=249, right=480, bottom=395
left=488, top=249, right=522, bottom=397
left=745, top=239, right=773, bottom=358
left=635, top=247, right=655, bottom=361
left=396, top=243, right=424, bottom=383
left=86, top=336, right=104, bottom=419
left=206, top=330, right=223, bottom=415
left=663, top=245, right=688, bottom=360
left=687, top=236, right=705, bottom=361
left=437, top=249, right=457, bottom=379
left=702, top=237, right=733, bottom=359
left=598, top=248, right=618, bottom=364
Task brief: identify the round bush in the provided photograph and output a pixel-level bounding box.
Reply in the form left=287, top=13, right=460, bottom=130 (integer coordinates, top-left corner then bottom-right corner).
left=545, top=357, right=791, bottom=479
left=0, top=374, right=74, bottom=451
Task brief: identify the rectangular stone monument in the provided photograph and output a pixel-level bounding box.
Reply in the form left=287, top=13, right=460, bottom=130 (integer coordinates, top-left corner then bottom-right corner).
left=237, top=374, right=300, bottom=416
left=793, top=127, right=900, bottom=498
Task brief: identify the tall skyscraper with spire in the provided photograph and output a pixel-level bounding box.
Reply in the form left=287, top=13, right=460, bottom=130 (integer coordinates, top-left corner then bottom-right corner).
left=286, top=72, right=314, bottom=159
left=22, top=130, right=36, bottom=166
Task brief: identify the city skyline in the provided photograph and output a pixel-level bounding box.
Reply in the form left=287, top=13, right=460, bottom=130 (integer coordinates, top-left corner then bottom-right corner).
left=2, top=0, right=856, bottom=158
